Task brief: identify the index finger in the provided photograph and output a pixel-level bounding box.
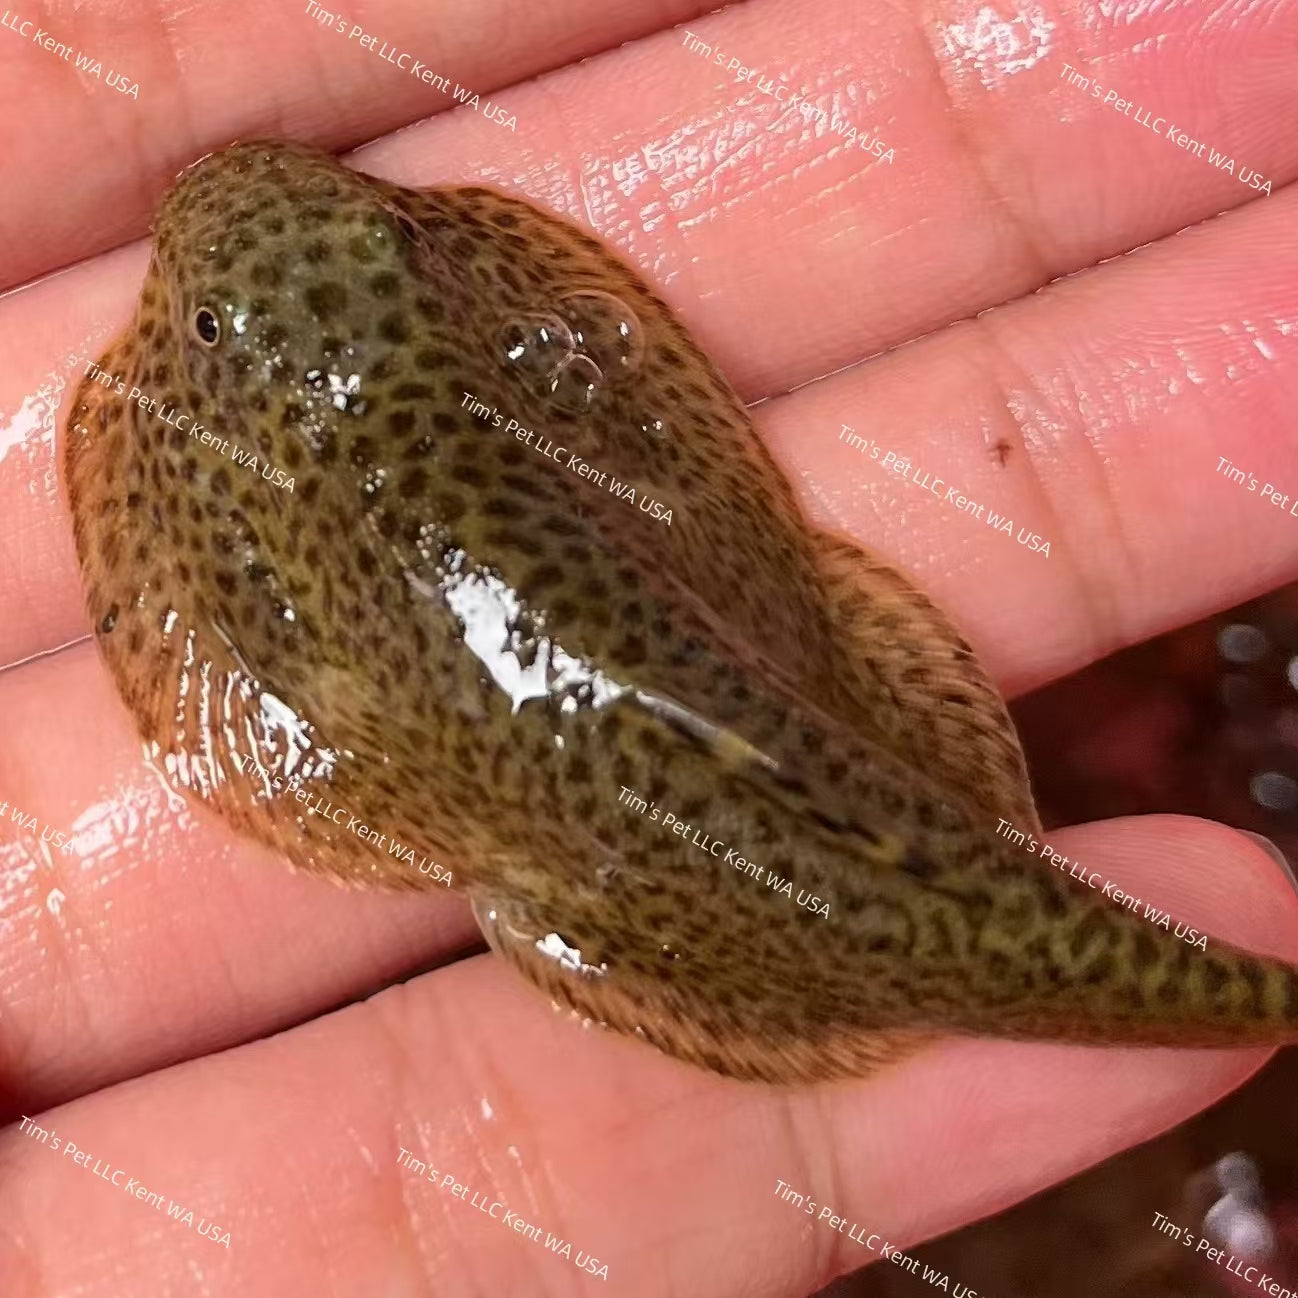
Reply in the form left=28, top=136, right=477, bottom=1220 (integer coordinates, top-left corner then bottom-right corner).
left=3, top=817, right=1294, bottom=1297
left=0, top=0, right=714, bottom=289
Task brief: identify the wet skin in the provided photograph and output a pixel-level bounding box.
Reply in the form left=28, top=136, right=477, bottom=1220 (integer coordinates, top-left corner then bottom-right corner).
left=62, top=139, right=1298, bottom=1084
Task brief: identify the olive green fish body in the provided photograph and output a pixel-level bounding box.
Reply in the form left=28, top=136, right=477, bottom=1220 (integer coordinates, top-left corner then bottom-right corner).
left=62, top=140, right=1298, bottom=1083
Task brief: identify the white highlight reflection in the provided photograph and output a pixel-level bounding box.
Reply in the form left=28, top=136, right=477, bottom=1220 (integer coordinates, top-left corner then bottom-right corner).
left=535, top=931, right=608, bottom=979
left=938, top=5, right=1054, bottom=86
left=428, top=565, right=629, bottom=717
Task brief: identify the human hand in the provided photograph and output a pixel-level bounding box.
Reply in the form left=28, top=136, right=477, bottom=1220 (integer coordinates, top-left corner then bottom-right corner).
left=2, top=1, right=1297, bottom=1293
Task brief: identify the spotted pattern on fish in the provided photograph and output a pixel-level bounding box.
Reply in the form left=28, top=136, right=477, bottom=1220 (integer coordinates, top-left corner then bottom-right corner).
left=62, top=140, right=1298, bottom=1083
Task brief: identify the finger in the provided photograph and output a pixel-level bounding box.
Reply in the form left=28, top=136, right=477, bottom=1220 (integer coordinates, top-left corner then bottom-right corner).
left=764, top=181, right=1298, bottom=698
left=4, top=815, right=1294, bottom=1297
left=0, top=0, right=718, bottom=289
left=0, top=639, right=478, bottom=1120
left=7, top=0, right=1295, bottom=335
left=0, top=241, right=146, bottom=670
left=5, top=3, right=1297, bottom=664
left=356, top=0, right=1294, bottom=394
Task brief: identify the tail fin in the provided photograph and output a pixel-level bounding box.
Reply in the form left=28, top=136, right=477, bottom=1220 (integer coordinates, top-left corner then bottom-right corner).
left=872, top=825, right=1298, bottom=1053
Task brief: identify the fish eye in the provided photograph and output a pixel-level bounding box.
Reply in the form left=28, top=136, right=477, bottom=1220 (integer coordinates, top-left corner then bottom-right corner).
left=193, top=307, right=220, bottom=346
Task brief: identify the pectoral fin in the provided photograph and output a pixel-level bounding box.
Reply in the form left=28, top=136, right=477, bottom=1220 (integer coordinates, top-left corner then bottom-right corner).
left=471, top=892, right=934, bottom=1084
left=63, top=349, right=454, bottom=891
left=815, top=531, right=1041, bottom=835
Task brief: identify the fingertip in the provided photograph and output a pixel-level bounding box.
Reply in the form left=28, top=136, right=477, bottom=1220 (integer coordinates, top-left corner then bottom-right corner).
left=1237, top=829, right=1298, bottom=898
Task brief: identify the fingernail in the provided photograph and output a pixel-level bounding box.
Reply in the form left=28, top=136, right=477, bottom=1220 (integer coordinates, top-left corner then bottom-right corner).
left=1241, top=830, right=1298, bottom=896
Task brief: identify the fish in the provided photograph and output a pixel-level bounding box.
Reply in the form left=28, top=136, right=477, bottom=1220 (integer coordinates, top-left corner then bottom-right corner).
left=62, top=138, right=1298, bottom=1084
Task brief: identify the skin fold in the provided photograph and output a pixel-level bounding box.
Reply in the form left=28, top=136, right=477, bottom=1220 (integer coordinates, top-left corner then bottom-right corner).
left=62, top=139, right=1298, bottom=1085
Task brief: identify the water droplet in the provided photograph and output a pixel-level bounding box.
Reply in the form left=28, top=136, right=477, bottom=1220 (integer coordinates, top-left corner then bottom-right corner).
left=1217, top=622, right=1268, bottom=664
left=639, top=415, right=669, bottom=441
left=1216, top=1153, right=1264, bottom=1200
left=100, top=605, right=119, bottom=634
left=1250, top=770, right=1298, bottom=812
left=548, top=354, right=603, bottom=414
left=327, top=371, right=363, bottom=413
left=497, top=314, right=574, bottom=380
left=557, top=290, right=644, bottom=376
